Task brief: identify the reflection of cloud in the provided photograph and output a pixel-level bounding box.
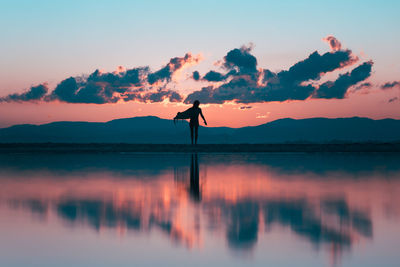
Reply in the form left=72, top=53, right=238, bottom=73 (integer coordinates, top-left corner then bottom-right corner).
left=2, top=153, right=399, bottom=262
left=226, top=202, right=259, bottom=250
left=8, top=199, right=48, bottom=218
left=8, top=192, right=372, bottom=260
left=263, top=198, right=360, bottom=247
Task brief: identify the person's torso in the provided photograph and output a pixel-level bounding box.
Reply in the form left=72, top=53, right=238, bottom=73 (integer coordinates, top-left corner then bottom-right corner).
left=189, top=108, right=201, bottom=122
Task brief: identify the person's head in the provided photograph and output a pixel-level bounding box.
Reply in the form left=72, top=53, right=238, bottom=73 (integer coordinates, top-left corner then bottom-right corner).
left=193, top=100, right=200, bottom=108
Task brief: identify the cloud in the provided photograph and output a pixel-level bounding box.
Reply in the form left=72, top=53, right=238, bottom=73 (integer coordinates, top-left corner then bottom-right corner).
left=323, top=35, right=342, bottom=51
left=0, top=36, right=379, bottom=105
left=223, top=44, right=257, bottom=74
left=192, top=71, right=200, bottom=81
left=381, top=81, right=400, bottom=89
left=275, top=49, right=357, bottom=84
left=48, top=76, right=121, bottom=104
left=184, top=86, right=223, bottom=104
left=186, top=36, right=367, bottom=104
left=147, top=53, right=202, bottom=84
left=46, top=66, right=157, bottom=104
left=239, top=106, right=252, bottom=110
left=354, top=82, right=372, bottom=91
left=2, top=53, right=196, bottom=104
left=256, top=112, right=270, bottom=119
left=203, top=70, right=227, bottom=82
left=0, top=84, right=48, bottom=102
left=121, top=89, right=183, bottom=103
left=195, top=45, right=257, bottom=83
left=142, top=90, right=183, bottom=103
left=313, top=61, right=373, bottom=99
left=186, top=77, right=258, bottom=104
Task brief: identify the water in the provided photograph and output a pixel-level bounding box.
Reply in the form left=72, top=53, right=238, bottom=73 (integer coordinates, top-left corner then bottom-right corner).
left=0, top=153, right=399, bottom=267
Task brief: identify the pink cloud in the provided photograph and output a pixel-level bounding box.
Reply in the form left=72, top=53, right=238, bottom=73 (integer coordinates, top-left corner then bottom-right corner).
left=323, top=35, right=342, bottom=51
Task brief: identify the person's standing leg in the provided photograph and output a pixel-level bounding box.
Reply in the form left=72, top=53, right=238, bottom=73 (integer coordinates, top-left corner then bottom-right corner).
left=195, top=125, right=199, bottom=145
left=190, top=124, right=194, bottom=145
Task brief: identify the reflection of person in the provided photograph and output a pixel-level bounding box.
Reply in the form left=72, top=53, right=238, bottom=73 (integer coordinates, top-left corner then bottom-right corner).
left=189, top=100, right=207, bottom=145
left=190, top=153, right=200, bottom=201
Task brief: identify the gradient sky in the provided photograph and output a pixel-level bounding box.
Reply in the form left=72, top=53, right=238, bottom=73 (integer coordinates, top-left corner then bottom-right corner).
left=0, top=0, right=399, bottom=128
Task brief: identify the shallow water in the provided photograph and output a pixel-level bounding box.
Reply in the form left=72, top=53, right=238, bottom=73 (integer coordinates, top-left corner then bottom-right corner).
left=0, top=153, right=399, bottom=267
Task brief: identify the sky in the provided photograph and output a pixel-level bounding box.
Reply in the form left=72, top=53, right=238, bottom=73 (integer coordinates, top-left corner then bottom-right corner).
left=0, top=0, right=399, bottom=128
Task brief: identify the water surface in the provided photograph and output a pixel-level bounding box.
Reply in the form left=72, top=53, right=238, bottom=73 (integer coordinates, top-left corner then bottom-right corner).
left=0, top=153, right=399, bottom=266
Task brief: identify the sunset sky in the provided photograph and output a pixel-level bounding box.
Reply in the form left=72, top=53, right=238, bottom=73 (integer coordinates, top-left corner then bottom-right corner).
left=0, top=0, right=399, bottom=128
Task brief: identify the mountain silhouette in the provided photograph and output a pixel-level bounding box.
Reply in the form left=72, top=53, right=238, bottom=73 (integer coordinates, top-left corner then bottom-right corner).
left=0, top=116, right=399, bottom=143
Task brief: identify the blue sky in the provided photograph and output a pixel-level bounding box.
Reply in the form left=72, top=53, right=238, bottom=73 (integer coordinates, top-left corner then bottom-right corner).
left=1, top=0, right=399, bottom=91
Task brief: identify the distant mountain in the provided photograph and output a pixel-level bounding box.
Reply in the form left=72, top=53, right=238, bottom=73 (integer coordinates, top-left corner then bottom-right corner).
left=0, top=116, right=399, bottom=143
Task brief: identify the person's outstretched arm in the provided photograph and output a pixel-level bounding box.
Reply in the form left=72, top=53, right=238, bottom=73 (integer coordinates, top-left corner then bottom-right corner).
left=200, top=109, right=207, bottom=125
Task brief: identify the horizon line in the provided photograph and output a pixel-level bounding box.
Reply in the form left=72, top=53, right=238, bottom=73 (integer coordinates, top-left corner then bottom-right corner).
left=1, top=115, right=399, bottom=129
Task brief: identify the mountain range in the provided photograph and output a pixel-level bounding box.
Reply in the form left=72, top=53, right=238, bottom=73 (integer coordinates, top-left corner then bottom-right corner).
left=0, top=116, right=399, bottom=143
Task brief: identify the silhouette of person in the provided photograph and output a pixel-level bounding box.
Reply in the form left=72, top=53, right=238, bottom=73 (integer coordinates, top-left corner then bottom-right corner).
left=188, top=100, right=207, bottom=145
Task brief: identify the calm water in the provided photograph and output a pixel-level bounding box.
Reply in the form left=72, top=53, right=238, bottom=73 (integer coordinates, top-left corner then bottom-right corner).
left=0, top=153, right=399, bottom=267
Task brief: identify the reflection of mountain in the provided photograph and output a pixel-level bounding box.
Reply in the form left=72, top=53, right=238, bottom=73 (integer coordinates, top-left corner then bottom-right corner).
left=1, top=153, right=398, bottom=263
left=1, top=153, right=400, bottom=178
left=1, top=116, right=400, bottom=143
